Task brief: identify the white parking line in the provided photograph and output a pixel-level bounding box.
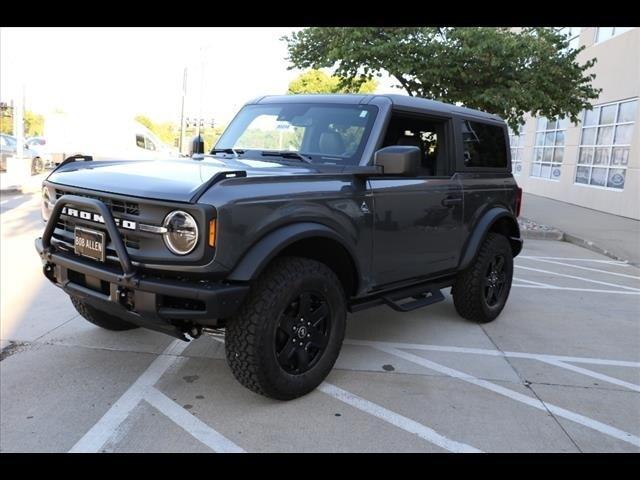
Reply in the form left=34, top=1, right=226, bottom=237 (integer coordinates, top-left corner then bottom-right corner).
left=375, top=346, right=640, bottom=448
left=512, top=284, right=640, bottom=295
left=515, top=265, right=640, bottom=292
left=69, top=340, right=190, bottom=453
left=520, top=257, right=640, bottom=281
left=319, top=382, right=481, bottom=453
left=519, top=256, right=630, bottom=266
left=144, top=388, right=245, bottom=453
left=345, top=339, right=640, bottom=368
left=513, top=277, right=557, bottom=288
left=539, top=359, right=640, bottom=393
left=69, top=339, right=243, bottom=453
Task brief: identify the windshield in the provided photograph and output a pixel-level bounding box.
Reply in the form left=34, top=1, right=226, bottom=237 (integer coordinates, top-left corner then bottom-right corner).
left=215, top=103, right=378, bottom=165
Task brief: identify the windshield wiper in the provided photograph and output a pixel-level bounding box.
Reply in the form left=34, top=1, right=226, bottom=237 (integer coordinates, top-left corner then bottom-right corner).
left=261, top=151, right=313, bottom=163
left=210, top=148, right=245, bottom=157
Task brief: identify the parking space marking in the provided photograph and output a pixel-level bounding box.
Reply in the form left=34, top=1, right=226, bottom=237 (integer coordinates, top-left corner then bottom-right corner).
left=374, top=346, right=640, bottom=448
left=511, top=284, right=640, bottom=295
left=69, top=339, right=190, bottom=453
left=345, top=339, right=640, bottom=368
left=513, top=277, right=556, bottom=288
left=514, top=265, right=640, bottom=292
left=319, top=382, right=482, bottom=453
left=519, top=256, right=630, bottom=266
left=520, top=257, right=640, bottom=281
left=540, top=360, right=640, bottom=393
left=144, top=388, right=245, bottom=453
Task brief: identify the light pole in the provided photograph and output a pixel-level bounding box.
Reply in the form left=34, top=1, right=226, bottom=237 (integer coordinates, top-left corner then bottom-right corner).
left=179, top=67, right=187, bottom=154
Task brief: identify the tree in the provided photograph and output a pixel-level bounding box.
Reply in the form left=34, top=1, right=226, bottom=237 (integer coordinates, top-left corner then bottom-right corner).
left=0, top=109, right=45, bottom=136
left=287, top=69, right=377, bottom=95
left=134, top=114, right=179, bottom=146
left=283, top=28, right=601, bottom=133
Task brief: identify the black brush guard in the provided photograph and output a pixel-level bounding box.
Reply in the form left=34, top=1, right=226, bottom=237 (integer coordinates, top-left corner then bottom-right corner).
left=35, top=194, right=249, bottom=340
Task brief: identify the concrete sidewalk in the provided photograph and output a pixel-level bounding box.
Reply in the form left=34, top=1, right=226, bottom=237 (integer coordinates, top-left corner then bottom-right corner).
left=521, top=193, right=640, bottom=265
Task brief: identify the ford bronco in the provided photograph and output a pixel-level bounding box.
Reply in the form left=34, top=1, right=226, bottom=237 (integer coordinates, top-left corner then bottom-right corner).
left=36, top=94, right=523, bottom=400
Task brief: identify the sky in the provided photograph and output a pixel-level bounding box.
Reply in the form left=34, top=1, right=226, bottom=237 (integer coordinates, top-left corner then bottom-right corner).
left=0, top=27, right=402, bottom=128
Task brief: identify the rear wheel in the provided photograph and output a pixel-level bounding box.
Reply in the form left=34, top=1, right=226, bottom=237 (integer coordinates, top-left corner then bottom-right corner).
left=452, top=233, right=513, bottom=323
left=31, top=157, right=44, bottom=175
left=70, top=296, right=140, bottom=331
left=225, top=257, right=346, bottom=400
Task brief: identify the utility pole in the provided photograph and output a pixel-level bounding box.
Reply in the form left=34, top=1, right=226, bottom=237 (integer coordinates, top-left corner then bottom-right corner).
left=14, top=84, right=25, bottom=158
left=179, top=67, right=187, bottom=154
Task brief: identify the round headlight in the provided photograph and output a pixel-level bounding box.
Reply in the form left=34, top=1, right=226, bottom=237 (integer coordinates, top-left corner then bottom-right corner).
left=163, top=210, right=199, bottom=255
left=41, top=187, right=52, bottom=221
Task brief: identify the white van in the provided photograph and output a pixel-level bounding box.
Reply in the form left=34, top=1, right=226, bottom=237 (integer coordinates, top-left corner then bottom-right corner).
left=45, top=114, right=180, bottom=164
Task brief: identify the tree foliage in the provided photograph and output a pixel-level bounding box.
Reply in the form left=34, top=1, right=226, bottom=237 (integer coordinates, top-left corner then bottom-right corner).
left=284, top=28, right=601, bottom=132
left=0, top=110, right=45, bottom=136
left=287, top=69, right=377, bottom=95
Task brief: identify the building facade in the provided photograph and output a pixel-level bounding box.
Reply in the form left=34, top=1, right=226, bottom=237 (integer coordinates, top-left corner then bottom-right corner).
left=511, top=27, right=639, bottom=220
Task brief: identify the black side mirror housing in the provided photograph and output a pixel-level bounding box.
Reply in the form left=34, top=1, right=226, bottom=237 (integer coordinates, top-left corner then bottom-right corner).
left=374, top=146, right=421, bottom=176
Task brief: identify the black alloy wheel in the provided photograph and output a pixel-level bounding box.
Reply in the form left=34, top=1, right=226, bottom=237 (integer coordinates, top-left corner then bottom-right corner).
left=484, top=254, right=507, bottom=307
left=275, top=291, right=331, bottom=374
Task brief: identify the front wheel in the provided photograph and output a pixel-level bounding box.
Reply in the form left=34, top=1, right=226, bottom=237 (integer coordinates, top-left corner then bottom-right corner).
left=225, top=257, right=347, bottom=400
left=452, top=233, right=514, bottom=323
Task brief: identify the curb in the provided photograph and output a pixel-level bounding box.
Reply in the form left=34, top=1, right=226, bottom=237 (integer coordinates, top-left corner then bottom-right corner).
left=520, top=221, right=635, bottom=266
left=520, top=228, right=564, bottom=241
left=561, top=233, right=636, bottom=266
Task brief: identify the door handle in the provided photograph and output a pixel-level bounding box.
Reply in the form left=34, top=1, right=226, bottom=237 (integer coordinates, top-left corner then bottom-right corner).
left=442, top=196, right=462, bottom=207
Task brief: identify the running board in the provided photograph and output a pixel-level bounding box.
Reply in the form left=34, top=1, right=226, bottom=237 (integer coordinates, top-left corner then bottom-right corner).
left=348, top=277, right=452, bottom=314
left=381, top=288, right=445, bottom=312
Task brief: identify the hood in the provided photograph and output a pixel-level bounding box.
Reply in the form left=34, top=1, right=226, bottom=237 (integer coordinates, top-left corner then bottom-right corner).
left=46, top=156, right=316, bottom=203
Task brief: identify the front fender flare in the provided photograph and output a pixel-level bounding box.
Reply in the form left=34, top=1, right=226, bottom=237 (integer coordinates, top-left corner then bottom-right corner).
left=226, top=222, right=360, bottom=283
left=458, top=208, right=522, bottom=271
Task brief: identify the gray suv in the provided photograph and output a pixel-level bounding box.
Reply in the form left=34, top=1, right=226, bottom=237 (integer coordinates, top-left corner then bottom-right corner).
left=1, top=133, right=44, bottom=174
left=36, top=94, right=523, bottom=400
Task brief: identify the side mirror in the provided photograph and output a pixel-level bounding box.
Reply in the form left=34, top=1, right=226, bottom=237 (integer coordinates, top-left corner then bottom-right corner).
left=374, top=146, right=420, bottom=176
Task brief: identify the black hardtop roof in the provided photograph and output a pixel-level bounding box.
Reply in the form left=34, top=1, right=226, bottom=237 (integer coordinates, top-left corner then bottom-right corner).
left=251, top=94, right=504, bottom=124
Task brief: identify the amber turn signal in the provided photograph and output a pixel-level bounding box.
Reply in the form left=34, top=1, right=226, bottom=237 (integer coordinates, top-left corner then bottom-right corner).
left=208, top=219, right=217, bottom=247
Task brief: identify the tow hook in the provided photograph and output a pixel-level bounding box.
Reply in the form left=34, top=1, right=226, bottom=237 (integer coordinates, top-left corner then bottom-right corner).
left=43, top=262, right=56, bottom=282
left=186, top=325, right=203, bottom=340
left=117, top=287, right=135, bottom=311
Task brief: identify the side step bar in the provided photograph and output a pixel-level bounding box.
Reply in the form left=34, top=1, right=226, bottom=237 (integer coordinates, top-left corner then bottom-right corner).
left=348, top=277, right=452, bottom=313
left=382, top=289, right=445, bottom=312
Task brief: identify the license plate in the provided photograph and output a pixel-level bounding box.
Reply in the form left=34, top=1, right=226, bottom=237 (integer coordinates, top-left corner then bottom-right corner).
left=74, top=227, right=105, bottom=262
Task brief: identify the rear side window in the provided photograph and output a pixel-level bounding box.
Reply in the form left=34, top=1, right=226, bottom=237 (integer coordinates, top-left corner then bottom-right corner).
left=460, top=120, right=508, bottom=168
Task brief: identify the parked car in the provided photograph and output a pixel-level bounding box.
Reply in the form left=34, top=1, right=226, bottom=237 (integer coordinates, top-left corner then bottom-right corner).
left=26, top=136, right=55, bottom=168
left=0, top=133, right=44, bottom=174
left=36, top=94, right=522, bottom=400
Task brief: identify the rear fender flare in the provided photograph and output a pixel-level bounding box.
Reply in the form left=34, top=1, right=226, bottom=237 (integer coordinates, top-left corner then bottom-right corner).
left=458, top=207, right=522, bottom=271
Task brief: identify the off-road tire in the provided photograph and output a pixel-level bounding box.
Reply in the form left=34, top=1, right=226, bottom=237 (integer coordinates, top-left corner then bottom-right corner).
left=70, top=295, right=140, bottom=331
left=225, top=256, right=347, bottom=400
left=452, top=233, right=513, bottom=323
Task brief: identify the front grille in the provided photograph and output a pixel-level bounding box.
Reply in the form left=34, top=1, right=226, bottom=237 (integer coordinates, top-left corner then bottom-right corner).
left=54, top=218, right=140, bottom=249
left=55, top=189, right=140, bottom=216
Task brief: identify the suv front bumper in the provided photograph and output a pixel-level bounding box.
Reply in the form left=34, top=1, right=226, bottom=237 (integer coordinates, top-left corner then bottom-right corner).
left=35, top=194, right=249, bottom=339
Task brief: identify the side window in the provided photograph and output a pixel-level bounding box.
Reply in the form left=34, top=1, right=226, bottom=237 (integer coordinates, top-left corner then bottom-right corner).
left=460, top=120, right=508, bottom=168
left=144, top=136, right=156, bottom=151
left=382, top=112, right=450, bottom=176
left=135, top=134, right=146, bottom=149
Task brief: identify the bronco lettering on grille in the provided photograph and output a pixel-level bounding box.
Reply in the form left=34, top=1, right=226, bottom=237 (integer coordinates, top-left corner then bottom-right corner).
left=61, top=207, right=137, bottom=231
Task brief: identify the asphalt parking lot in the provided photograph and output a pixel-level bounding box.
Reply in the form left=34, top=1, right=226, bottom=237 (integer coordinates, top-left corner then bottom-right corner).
left=1, top=191, right=639, bottom=453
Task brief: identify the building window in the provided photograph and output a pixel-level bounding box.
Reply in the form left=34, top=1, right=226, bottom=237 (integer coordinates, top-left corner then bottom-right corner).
left=531, top=117, right=567, bottom=180
left=557, top=27, right=581, bottom=50
left=595, top=27, right=634, bottom=43
left=508, top=128, right=526, bottom=175
left=575, top=98, right=637, bottom=190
